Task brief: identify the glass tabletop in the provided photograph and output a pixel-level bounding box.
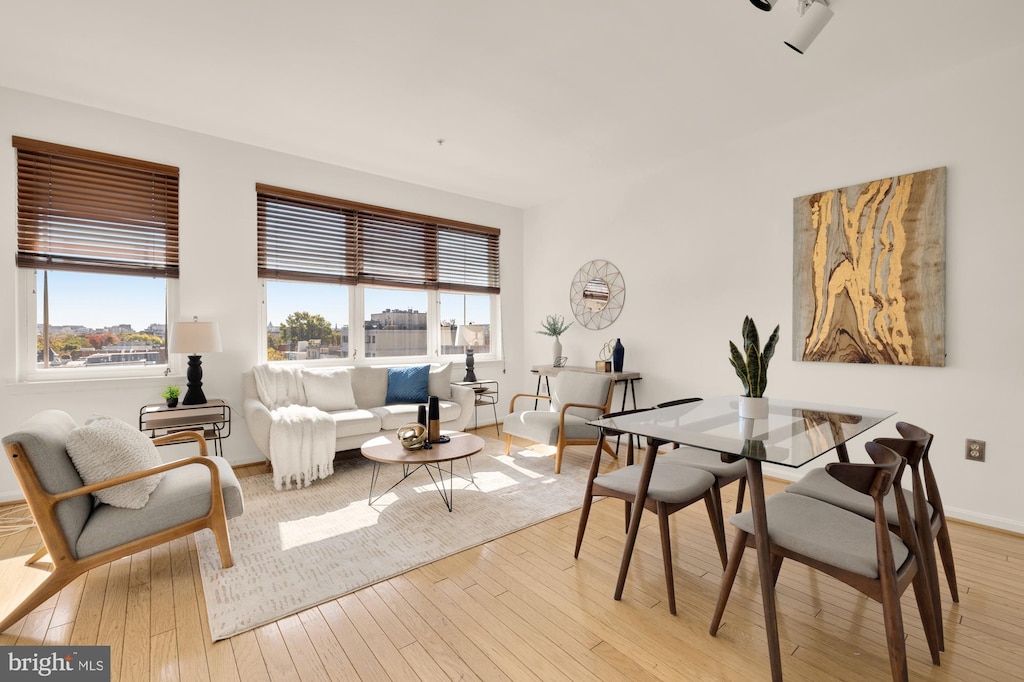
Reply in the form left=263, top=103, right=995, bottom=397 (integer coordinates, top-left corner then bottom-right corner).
left=589, top=396, right=895, bottom=468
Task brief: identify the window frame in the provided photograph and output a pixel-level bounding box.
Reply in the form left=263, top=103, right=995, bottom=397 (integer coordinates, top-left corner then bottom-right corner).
left=257, top=184, right=502, bottom=367
left=13, top=137, right=180, bottom=382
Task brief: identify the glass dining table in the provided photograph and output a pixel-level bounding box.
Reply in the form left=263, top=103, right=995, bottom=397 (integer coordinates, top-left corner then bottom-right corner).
left=589, top=395, right=895, bottom=682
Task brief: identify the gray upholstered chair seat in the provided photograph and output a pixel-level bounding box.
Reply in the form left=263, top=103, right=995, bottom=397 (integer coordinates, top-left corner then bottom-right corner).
left=502, top=411, right=597, bottom=446
left=731, top=492, right=909, bottom=579
left=77, top=457, right=243, bottom=558
left=595, top=462, right=715, bottom=504
left=786, top=467, right=932, bottom=527
left=661, top=446, right=747, bottom=479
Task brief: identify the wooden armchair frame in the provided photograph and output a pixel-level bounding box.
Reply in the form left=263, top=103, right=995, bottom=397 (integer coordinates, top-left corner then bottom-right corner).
left=503, top=381, right=616, bottom=473
left=1, top=430, right=234, bottom=633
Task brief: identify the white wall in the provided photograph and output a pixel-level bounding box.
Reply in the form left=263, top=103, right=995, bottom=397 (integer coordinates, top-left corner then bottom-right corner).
left=0, top=87, right=523, bottom=500
left=521, top=45, right=1024, bottom=533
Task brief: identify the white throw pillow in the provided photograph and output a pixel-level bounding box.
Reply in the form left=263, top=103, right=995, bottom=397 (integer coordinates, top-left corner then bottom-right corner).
left=65, top=416, right=165, bottom=509
left=428, top=362, right=453, bottom=400
left=303, top=368, right=358, bottom=411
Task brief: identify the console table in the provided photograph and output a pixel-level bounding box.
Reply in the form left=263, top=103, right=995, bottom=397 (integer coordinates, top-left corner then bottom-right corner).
left=453, top=379, right=500, bottom=435
left=530, top=365, right=641, bottom=412
left=139, top=399, right=231, bottom=457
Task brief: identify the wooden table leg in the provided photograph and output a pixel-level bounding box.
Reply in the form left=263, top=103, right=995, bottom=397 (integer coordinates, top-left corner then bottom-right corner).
left=614, top=440, right=659, bottom=601
left=746, top=458, right=783, bottom=682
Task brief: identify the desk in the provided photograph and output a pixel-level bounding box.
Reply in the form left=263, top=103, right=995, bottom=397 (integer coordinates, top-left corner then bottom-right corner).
left=590, top=396, right=894, bottom=682
left=531, top=365, right=641, bottom=411
left=139, top=399, right=231, bottom=457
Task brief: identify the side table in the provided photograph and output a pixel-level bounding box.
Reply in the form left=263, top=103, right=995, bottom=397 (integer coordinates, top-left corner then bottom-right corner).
left=139, top=399, right=231, bottom=456
left=453, top=380, right=500, bottom=435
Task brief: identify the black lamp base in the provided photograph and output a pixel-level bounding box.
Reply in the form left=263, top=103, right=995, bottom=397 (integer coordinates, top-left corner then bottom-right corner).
left=463, top=348, right=477, bottom=382
left=181, top=354, right=208, bottom=405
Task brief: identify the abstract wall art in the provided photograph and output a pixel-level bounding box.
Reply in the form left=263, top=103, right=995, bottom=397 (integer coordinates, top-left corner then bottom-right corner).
left=792, top=167, right=946, bottom=366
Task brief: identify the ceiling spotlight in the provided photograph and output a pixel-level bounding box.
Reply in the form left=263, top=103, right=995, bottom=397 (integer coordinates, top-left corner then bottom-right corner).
left=784, top=0, right=834, bottom=54
left=749, top=0, right=778, bottom=10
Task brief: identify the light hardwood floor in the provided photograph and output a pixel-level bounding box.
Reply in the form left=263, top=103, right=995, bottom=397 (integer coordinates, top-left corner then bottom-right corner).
left=0, top=431, right=1021, bottom=681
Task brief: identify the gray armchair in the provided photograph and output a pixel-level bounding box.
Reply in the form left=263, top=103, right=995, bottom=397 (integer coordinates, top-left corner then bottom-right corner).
left=1, top=410, right=244, bottom=634
left=502, top=371, right=615, bottom=473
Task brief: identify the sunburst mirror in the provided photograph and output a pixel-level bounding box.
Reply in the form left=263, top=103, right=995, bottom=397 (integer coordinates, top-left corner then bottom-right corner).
left=570, top=259, right=625, bottom=330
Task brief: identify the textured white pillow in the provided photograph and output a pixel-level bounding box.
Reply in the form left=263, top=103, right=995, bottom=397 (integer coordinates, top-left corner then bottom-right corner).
left=303, top=368, right=358, bottom=411
left=428, top=362, right=453, bottom=400
left=66, top=416, right=165, bottom=509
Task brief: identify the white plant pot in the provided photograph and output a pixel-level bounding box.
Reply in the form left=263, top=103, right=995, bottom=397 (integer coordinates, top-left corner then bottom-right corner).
left=553, top=337, right=562, bottom=365
left=738, top=396, right=769, bottom=419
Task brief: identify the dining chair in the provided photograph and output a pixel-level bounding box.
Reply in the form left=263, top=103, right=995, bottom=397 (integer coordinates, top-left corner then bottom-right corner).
left=710, top=439, right=941, bottom=682
left=656, top=397, right=748, bottom=532
left=575, top=408, right=728, bottom=615
left=784, top=422, right=956, bottom=648
left=502, top=370, right=615, bottom=473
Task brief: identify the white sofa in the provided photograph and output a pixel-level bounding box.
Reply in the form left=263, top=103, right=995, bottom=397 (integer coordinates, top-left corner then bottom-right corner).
left=242, top=363, right=475, bottom=458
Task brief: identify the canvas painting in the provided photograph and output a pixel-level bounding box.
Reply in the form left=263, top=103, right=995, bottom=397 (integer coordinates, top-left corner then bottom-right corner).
left=793, top=167, right=946, bottom=366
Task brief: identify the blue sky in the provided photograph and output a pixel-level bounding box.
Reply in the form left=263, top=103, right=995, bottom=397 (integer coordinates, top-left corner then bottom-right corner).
left=40, top=271, right=490, bottom=332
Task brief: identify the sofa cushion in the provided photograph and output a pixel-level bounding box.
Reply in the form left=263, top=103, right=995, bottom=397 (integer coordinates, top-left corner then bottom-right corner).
left=350, top=366, right=389, bottom=409
left=303, top=368, right=357, bottom=411
left=386, top=365, right=430, bottom=404
left=372, top=401, right=462, bottom=431
left=428, top=362, right=453, bottom=400
left=66, top=416, right=165, bottom=509
left=328, top=409, right=383, bottom=439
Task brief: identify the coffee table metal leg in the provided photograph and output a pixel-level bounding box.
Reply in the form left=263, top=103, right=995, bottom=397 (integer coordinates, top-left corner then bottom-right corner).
left=423, top=460, right=456, bottom=512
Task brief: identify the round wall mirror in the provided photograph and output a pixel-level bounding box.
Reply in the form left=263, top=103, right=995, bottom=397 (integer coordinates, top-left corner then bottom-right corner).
left=570, top=260, right=624, bottom=329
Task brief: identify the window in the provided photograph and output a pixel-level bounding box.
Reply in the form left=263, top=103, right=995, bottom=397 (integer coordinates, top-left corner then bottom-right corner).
left=257, top=184, right=500, bottom=363
left=14, top=137, right=178, bottom=377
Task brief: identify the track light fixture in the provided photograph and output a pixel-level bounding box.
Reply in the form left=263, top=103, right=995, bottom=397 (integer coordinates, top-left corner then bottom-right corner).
left=749, top=0, right=834, bottom=54
left=785, top=0, right=834, bottom=53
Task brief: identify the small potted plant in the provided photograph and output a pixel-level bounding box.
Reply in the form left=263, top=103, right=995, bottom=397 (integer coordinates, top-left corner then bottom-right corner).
left=728, top=316, right=780, bottom=419
left=161, top=385, right=181, bottom=408
left=537, top=314, right=573, bottom=366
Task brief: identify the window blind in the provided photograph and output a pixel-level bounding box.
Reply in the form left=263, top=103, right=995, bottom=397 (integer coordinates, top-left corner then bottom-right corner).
left=13, top=137, right=180, bottom=278
left=257, top=183, right=500, bottom=294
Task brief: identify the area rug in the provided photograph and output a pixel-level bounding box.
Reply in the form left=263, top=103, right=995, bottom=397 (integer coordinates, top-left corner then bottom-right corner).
left=195, top=447, right=590, bottom=640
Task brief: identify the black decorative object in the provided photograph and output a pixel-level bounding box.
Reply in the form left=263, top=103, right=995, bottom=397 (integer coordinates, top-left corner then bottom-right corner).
left=464, top=348, right=477, bottom=382
left=166, top=397, right=178, bottom=408
left=183, top=355, right=208, bottom=405
left=612, top=338, right=625, bottom=372
left=427, top=395, right=441, bottom=443
left=417, top=404, right=427, bottom=428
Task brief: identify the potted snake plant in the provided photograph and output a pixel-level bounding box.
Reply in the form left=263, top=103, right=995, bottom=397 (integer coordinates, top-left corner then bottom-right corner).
left=728, top=316, right=780, bottom=419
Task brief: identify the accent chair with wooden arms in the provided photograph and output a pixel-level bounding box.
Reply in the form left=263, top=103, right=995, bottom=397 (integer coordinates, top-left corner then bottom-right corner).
left=0, top=409, right=244, bottom=634
left=502, top=370, right=615, bottom=473
left=710, top=440, right=941, bottom=682
left=574, top=408, right=728, bottom=615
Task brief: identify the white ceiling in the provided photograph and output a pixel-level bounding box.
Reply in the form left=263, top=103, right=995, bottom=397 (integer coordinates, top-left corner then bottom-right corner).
left=2, top=0, right=1023, bottom=208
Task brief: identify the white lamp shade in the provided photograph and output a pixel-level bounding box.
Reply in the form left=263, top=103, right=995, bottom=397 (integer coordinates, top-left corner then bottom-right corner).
left=785, top=1, right=834, bottom=53
left=169, top=321, right=223, bottom=355
left=459, top=324, right=487, bottom=347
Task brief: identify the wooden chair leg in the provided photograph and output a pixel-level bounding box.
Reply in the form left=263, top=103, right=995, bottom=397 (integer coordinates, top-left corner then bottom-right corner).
left=0, top=566, right=81, bottom=634
left=554, top=444, right=563, bottom=474
left=911, top=570, right=942, bottom=665
left=25, top=546, right=49, bottom=566
left=209, top=517, right=235, bottom=569
left=916, top=523, right=944, bottom=651
left=575, top=494, right=595, bottom=558
left=710, top=531, right=747, bottom=635
left=935, top=521, right=959, bottom=602
left=504, top=434, right=513, bottom=455
left=623, top=501, right=632, bottom=534
left=879, top=576, right=910, bottom=682
left=734, top=477, right=747, bottom=514
left=770, top=553, right=784, bottom=587
left=657, top=503, right=676, bottom=615
left=704, top=492, right=728, bottom=570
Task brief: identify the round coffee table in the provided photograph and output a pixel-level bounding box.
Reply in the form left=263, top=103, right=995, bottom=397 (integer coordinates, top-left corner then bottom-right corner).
left=361, top=430, right=485, bottom=512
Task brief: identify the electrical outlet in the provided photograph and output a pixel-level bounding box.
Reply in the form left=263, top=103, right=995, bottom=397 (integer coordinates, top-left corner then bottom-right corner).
left=965, top=439, right=986, bottom=462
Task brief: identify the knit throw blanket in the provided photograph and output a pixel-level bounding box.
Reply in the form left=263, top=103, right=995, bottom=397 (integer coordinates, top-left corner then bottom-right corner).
left=252, top=365, right=335, bottom=490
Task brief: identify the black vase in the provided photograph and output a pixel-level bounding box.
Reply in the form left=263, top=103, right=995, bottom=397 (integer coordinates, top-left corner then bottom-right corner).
left=612, top=338, right=625, bottom=372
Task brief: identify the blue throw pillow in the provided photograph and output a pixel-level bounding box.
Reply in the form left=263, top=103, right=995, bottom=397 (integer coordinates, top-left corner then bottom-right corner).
left=386, top=365, right=430, bottom=405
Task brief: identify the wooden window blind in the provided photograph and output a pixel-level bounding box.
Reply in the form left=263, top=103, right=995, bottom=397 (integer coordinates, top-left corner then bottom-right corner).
left=257, top=183, right=500, bottom=294
left=13, top=137, right=180, bottom=278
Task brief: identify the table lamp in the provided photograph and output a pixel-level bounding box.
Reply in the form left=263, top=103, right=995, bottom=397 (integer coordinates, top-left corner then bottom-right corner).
left=169, top=316, right=222, bottom=405
left=459, top=324, right=486, bottom=382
